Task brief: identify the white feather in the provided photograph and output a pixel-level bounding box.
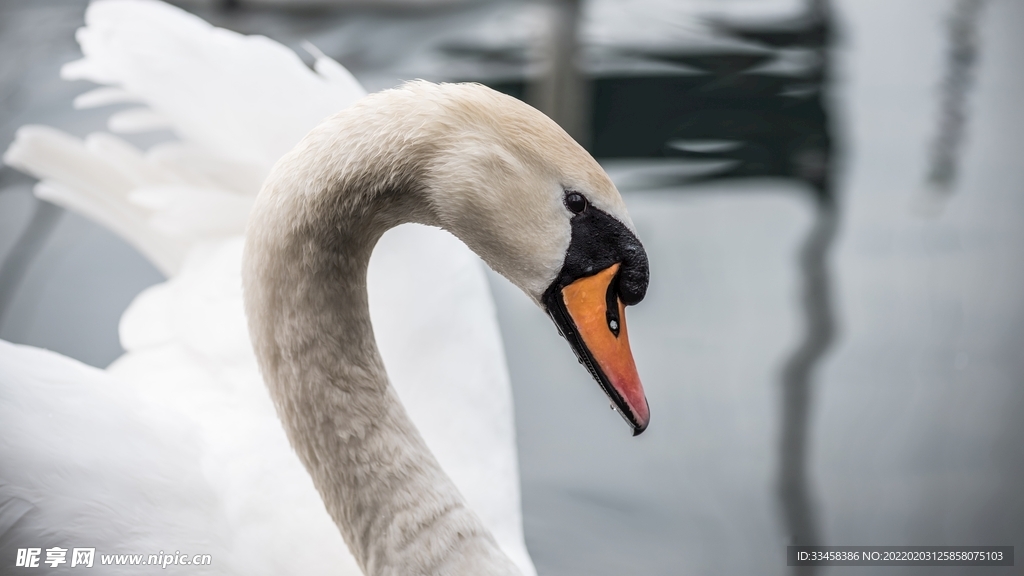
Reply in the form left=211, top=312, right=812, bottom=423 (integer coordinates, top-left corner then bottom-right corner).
left=73, top=86, right=141, bottom=109
left=107, top=107, right=175, bottom=133
left=0, top=340, right=232, bottom=574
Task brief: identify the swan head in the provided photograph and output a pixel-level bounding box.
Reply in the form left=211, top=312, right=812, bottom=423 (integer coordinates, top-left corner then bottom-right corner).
left=405, top=82, right=651, bottom=434
left=259, top=80, right=651, bottom=434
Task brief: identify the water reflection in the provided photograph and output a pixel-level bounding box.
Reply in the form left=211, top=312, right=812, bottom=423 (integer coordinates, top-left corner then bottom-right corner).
left=590, top=3, right=833, bottom=202
left=521, top=1, right=840, bottom=568
left=923, top=0, right=987, bottom=206
left=526, top=0, right=589, bottom=148
left=705, top=6, right=837, bottom=573
left=580, top=1, right=839, bottom=570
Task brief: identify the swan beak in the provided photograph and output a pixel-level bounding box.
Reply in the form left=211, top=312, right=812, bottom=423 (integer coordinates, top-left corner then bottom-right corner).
left=555, top=263, right=650, bottom=435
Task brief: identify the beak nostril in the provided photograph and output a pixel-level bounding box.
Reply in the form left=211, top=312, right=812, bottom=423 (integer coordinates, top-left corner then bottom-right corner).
left=605, top=272, right=621, bottom=337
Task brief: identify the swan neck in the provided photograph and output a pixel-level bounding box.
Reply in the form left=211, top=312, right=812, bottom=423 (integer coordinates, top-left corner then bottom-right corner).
left=243, top=123, right=518, bottom=575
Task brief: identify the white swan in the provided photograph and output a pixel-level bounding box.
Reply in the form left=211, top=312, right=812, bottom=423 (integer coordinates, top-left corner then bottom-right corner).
left=2, top=1, right=533, bottom=574
left=242, top=79, right=651, bottom=574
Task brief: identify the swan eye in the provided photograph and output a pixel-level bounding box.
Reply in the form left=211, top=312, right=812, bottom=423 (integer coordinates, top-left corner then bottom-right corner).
left=564, top=191, right=588, bottom=214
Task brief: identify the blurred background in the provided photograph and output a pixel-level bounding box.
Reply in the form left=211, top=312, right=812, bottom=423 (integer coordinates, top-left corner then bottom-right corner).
left=1, top=0, right=1021, bottom=574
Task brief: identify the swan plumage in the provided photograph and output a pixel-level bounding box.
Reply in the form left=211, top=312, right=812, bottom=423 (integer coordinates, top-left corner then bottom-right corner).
left=2, top=1, right=534, bottom=574
left=0, top=340, right=232, bottom=574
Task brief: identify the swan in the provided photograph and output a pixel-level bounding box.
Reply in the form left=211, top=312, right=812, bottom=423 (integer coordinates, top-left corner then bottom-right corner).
left=2, top=75, right=653, bottom=564
left=241, top=79, right=651, bottom=574
left=2, top=1, right=536, bottom=573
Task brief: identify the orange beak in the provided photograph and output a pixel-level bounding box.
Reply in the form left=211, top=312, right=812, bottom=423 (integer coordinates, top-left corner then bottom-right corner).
left=556, top=263, right=649, bottom=434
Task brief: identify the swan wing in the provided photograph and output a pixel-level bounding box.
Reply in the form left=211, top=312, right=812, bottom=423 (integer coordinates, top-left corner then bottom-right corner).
left=65, top=0, right=365, bottom=172
left=0, top=339, right=235, bottom=574
left=3, top=0, right=364, bottom=274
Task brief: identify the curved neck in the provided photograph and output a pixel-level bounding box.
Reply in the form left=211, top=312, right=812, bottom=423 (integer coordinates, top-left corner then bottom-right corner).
left=243, top=116, right=519, bottom=576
